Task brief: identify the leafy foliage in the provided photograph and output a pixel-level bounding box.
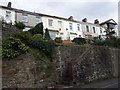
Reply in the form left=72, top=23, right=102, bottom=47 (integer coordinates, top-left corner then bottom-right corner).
left=44, top=28, right=51, bottom=40
left=72, top=38, right=86, bottom=45
left=93, top=36, right=120, bottom=48
left=54, top=37, right=62, bottom=43
left=14, top=21, right=25, bottom=30
left=29, top=22, right=44, bottom=36
left=30, top=34, right=56, bottom=61
left=10, top=30, right=32, bottom=45
left=2, top=37, right=29, bottom=58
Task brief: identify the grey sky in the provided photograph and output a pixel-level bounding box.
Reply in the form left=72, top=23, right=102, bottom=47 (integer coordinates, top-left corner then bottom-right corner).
left=0, top=0, right=118, bottom=23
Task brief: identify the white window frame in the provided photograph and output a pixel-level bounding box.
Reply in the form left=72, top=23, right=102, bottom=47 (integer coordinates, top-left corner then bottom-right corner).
left=77, top=24, right=80, bottom=31
left=69, top=23, right=73, bottom=30
left=22, top=14, right=28, bottom=22
left=100, top=28, right=102, bottom=34
left=6, top=11, right=11, bottom=20
left=48, top=19, right=53, bottom=26
left=58, top=21, right=62, bottom=28
left=36, top=16, right=41, bottom=24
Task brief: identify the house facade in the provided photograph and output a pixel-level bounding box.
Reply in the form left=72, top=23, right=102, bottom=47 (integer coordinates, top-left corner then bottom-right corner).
left=0, top=2, right=118, bottom=40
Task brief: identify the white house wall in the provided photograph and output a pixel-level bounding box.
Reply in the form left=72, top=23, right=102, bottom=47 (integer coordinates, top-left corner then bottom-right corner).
left=0, top=8, right=15, bottom=23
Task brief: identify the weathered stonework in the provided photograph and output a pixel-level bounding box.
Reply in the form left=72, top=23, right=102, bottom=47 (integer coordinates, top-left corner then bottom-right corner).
left=2, top=45, right=120, bottom=88
left=54, top=45, right=120, bottom=85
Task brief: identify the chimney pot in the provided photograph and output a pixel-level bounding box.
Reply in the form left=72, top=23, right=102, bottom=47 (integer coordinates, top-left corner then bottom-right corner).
left=82, top=18, right=87, bottom=22
left=94, top=19, right=99, bottom=24
left=68, top=16, right=73, bottom=20
left=7, top=2, right=12, bottom=8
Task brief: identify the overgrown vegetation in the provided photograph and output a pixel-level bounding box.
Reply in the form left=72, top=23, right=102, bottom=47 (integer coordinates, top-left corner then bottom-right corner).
left=44, top=28, right=51, bottom=40
left=10, top=30, right=32, bottom=45
left=29, top=22, right=44, bottom=36
left=92, top=36, right=120, bottom=48
left=54, top=37, right=63, bottom=43
left=2, top=37, right=29, bottom=58
left=30, top=34, right=56, bottom=61
left=14, top=21, right=25, bottom=30
left=72, top=38, right=86, bottom=45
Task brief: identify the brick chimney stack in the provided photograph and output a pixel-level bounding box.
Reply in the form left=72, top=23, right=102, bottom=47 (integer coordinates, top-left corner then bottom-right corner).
left=94, top=19, right=99, bottom=24
left=82, top=18, right=87, bottom=22
left=68, top=16, right=73, bottom=20
left=7, top=2, right=12, bottom=8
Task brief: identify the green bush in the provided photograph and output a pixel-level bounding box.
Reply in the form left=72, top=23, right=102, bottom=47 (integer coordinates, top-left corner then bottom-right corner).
left=44, top=28, right=51, bottom=40
left=2, top=37, right=29, bottom=58
left=54, top=37, right=62, bottom=43
left=72, top=38, right=86, bottom=45
left=29, top=23, right=44, bottom=36
left=10, top=31, right=32, bottom=45
left=93, top=36, right=104, bottom=45
left=32, top=34, right=43, bottom=40
left=30, top=35, right=56, bottom=61
left=93, top=36, right=120, bottom=48
left=14, top=21, right=25, bottom=30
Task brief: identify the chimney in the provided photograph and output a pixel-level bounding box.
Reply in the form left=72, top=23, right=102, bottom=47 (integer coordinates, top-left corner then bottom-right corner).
left=7, top=2, right=12, bottom=8
left=94, top=19, right=99, bottom=24
left=68, top=16, right=73, bottom=20
left=82, top=18, right=87, bottom=22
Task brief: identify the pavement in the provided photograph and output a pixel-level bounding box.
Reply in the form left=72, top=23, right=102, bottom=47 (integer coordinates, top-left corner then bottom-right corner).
left=81, top=78, right=120, bottom=88
left=56, top=78, right=120, bottom=90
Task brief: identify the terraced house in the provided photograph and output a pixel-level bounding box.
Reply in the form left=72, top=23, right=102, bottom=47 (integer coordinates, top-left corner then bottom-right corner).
left=0, top=2, right=118, bottom=40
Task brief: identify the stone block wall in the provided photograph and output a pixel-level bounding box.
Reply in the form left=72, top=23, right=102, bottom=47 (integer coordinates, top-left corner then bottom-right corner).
left=54, top=45, right=120, bottom=85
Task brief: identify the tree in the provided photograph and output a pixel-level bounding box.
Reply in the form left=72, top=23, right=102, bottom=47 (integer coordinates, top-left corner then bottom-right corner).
left=29, top=22, right=44, bottom=36
left=14, top=21, right=25, bottom=30
left=44, top=28, right=51, bottom=40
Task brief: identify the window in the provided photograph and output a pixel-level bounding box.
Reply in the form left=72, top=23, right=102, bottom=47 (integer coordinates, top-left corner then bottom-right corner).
left=48, top=19, right=53, bottom=26
left=6, top=11, right=11, bottom=20
left=69, top=23, right=73, bottom=30
left=86, top=25, right=89, bottom=32
left=100, top=28, right=102, bottom=34
left=93, top=27, right=96, bottom=33
left=22, top=14, right=28, bottom=22
left=36, top=16, right=41, bottom=23
left=77, top=24, right=80, bottom=31
left=49, top=32, right=56, bottom=39
left=58, top=21, right=62, bottom=28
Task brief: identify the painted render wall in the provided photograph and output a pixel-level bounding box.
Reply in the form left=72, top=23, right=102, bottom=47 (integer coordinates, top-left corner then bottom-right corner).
left=0, top=8, right=15, bottom=24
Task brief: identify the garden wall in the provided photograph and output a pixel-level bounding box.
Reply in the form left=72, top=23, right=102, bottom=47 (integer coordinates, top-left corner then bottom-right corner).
left=54, top=45, right=120, bottom=85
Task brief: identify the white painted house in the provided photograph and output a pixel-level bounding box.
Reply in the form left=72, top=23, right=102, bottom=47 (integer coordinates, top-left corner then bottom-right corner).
left=0, top=2, right=118, bottom=40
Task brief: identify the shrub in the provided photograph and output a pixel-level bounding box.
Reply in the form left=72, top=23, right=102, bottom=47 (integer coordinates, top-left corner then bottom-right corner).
left=44, top=28, right=51, bottom=40
left=92, top=36, right=104, bottom=45
left=32, top=34, right=43, bottom=40
left=72, top=38, right=86, bottom=45
left=14, top=21, right=25, bottom=30
left=93, top=36, right=120, bottom=48
left=54, top=37, right=62, bottom=43
left=29, top=23, right=44, bottom=36
left=2, top=37, right=29, bottom=58
left=10, top=31, right=32, bottom=45
left=30, top=35, right=56, bottom=61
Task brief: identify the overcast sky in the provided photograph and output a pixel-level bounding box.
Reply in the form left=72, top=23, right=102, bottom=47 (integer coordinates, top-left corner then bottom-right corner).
left=0, top=0, right=118, bottom=23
